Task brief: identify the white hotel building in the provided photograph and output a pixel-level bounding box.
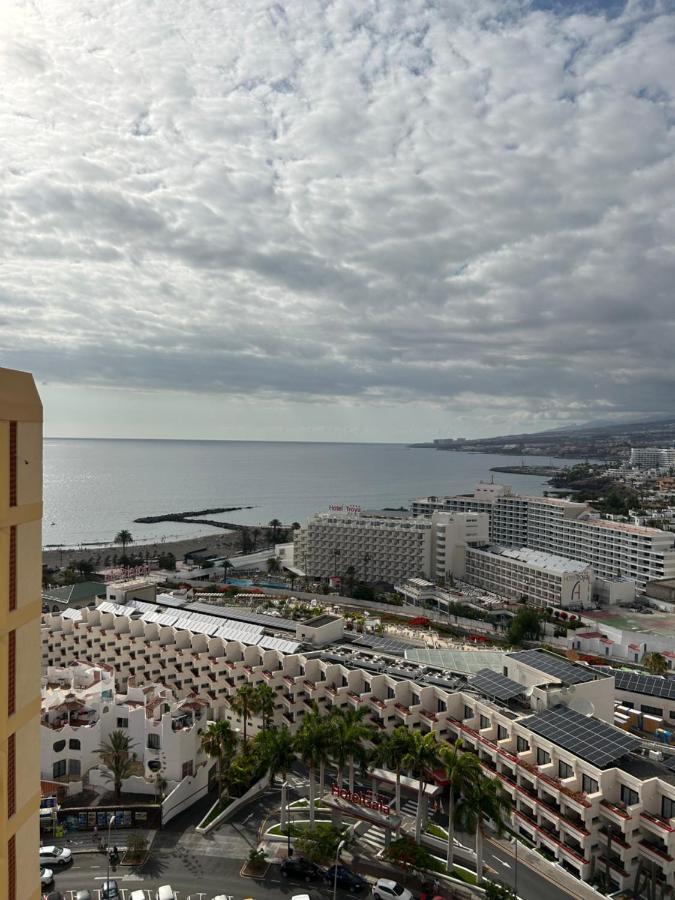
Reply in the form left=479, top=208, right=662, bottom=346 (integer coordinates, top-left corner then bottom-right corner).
left=630, top=448, right=675, bottom=469
left=293, top=510, right=488, bottom=583
left=40, top=600, right=675, bottom=895
left=413, top=485, right=675, bottom=591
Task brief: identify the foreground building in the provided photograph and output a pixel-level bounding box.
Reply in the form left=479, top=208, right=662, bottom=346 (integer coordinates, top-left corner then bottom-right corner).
left=1, top=368, right=42, bottom=900
left=413, top=484, right=675, bottom=591
left=41, top=598, right=675, bottom=894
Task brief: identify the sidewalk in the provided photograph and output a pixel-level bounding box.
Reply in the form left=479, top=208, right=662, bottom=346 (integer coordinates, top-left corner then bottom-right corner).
left=56, top=827, right=157, bottom=855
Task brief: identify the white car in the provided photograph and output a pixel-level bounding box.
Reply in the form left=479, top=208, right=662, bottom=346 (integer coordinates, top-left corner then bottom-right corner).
left=373, top=879, right=414, bottom=900
left=156, top=887, right=177, bottom=900
left=39, top=846, right=72, bottom=867
left=130, top=892, right=147, bottom=900
left=40, top=868, right=54, bottom=886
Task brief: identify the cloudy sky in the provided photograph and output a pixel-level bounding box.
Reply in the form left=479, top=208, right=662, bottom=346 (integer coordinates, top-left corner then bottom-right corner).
left=2, top=0, right=674, bottom=442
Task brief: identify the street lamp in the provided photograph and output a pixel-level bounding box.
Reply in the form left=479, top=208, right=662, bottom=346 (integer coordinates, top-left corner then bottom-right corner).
left=333, top=839, right=346, bottom=900
left=105, top=812, right=116, bottom=887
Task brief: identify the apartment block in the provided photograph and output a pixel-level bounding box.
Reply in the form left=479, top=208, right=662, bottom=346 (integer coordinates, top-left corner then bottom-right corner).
left=40, top=601, right=675, bottom=894
left=413, top=485, right=675, bottom=591
left=464, top=546, right=593, bottom=609
left=1, top=368, right=42, bottom=900
left=293, top=510, right=488, bottom=583
left=630, top=448, right=675, bottom=469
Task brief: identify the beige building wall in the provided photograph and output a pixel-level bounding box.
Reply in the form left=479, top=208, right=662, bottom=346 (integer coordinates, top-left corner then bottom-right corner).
left=0, top=368, right=43, bottom=900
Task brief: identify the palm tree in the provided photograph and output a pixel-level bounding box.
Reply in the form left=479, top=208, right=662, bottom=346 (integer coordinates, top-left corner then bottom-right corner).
left=230, top=683, right=259, bottom=744
left=95, top=730, right=138, bottom=802
left=251, top=527, right=261, bottom=550
left=455, top=774, right=510, bottom=883
left=331, top=707, right=375, bottom=792
left=440, top=739, right=481, bottom=871
left=255, top=683, right=276, bottom=732
left=221, top=560, right=233, bottom=584
left=377, top=727, right=416, bottom=816
left=268, top=519, right=282, bottom=541
left=295, top=709, right=331, bottom=828
left=644, top=651, right=669, bottom=676
left=257, top=726, right=296, bottom=784
left=267, top=556, right=281, bottom=574
left=200, top=719, right=238, bottom=801
left=114, top=530, right=133, bottom=560
left=402, top=731, right=440, bottom=843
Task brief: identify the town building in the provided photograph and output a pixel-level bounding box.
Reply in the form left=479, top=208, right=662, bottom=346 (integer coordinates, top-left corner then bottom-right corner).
left=413, top=485, right=675, bottom=591
left=463, top=546, right=593, bottom=609
left=41, top=581, right=106, bottom=614
left=292, top=509, right=488, bottom=583
left=40, top=660, right=210, bottom=791
left=630, top=448, right=675, bottom=469
left=40, top=600, right=675, bottom=894
left=1, top=368, right=42, bottom=900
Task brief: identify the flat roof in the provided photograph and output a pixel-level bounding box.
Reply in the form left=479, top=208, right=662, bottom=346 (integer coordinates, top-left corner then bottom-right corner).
left=302, top=613, right=342, bottom=628
left=476, top=545, right=590, bottom=575
left=404, top=648, right=505, bottom=675
left=509, top=649, right=597, bottom=685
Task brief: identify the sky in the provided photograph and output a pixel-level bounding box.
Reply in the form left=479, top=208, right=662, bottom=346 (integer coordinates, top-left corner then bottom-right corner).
left=1, top=0, right=674, bottom=442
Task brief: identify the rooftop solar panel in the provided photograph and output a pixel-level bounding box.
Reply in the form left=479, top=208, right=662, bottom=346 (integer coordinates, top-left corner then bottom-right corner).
left=61, top=607, right=83, bottom=621
left=522, top=704, right=640, bottom=768
left=187, top=602, right=297, bottom=631
left=352, top=635, right=416, bottom=655
left=470, top=668, right=524, bottom=701
left=613, top=670, right=675, bottom=700
left=510, top=649, right=596, bottom=685
left=404, top=648, right=505, bottom=675
left=257, top=635, right=301, bottom=654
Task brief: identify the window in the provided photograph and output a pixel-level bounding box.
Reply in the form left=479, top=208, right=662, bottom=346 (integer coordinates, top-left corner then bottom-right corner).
left=147, top=733, right=161, bottom=750
left=182, top=760, right=194, bottom=778
left=437, top=699, right=447, bottom=713
left=69, top=739, right=81, bottom=750
left=52, top=760, right=67, bottom=779
left=537, top=748, right=551, bottom=766
left=516, top=736, right=529, bottom=753
left=463, top=705, right=473, bottom=720
left=497, top=725, right=508, bottom=741
left=68, top=759, right=81, bottom=776
left=620, top=785, right=639, bottom=806
left=479, top=715, right=490, bottom=730
left=662, top=796, right=675, bottom=820
left=8, top=526, right=16, bottom=610
left=7, top=733, right=15, bottom=817
left=8, top=630, right=16, bottom=716
left=641, top=704, right=663, bottom=717
left=53, top=740, right=66, bottom=753
left=559, top=760, right=573, bottom=779
left=582, top=775, right=598, bottom=794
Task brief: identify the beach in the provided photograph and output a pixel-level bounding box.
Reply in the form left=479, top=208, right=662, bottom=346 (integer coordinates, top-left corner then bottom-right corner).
left=42, top=530, right=242, bottom=570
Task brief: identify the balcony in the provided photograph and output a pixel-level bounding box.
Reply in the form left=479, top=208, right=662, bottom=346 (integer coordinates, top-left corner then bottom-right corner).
left=640, top=810, right=675, bottom=835
left=394, top=703, right=411, bottom=718
left=419, top=710, right=438, bottom=724
left=600, top=799, right=633, bottom=825
left=639, top=839, right=674, bottom=866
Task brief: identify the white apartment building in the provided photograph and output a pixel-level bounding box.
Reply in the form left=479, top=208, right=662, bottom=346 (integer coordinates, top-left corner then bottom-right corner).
left=41, top=660, right=209, bottom=788
left=40, top=605, right=675, bottom=894
left=293, top=510, right=488, bottom=583
left=464, top=546, right=594, bottom=609
left=630, top=448, right=675, bottom=469
left=413, top=485, right=675, bottom=591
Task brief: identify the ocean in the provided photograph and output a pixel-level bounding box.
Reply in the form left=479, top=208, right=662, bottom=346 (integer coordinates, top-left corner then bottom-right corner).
left=43, top=438, right=577, bottom=548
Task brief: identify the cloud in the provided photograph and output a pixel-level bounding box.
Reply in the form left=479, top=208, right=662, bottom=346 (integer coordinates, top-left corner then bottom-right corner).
left=1, top=0, right=675, bottom=435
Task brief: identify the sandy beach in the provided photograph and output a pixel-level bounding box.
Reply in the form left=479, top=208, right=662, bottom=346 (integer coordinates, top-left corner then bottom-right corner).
left=42, top=530, right=244, bottom=569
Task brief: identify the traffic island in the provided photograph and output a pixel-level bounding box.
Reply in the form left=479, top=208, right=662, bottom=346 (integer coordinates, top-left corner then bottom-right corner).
left=240, top=849, right=270, bottom=879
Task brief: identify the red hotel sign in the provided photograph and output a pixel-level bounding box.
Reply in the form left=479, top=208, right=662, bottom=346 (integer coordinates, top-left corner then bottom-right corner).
left=331, top=783, right=390, bottom=815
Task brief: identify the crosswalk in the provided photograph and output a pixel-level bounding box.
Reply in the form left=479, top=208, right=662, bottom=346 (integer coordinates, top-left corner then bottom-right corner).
left=353, top=799, right=419, bottom=857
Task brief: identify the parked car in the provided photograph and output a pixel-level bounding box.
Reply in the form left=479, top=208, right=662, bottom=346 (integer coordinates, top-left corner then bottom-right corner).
left=372, top=879, right=413, bottom=900
left=101, top=881, right=120, bottom=900
left=74, top=892, right=92, bottom=900
left=324, top=865, right=368, bottom=893
left=39, top=846, right=72, bottom=867
left=130, top=892, right=147, bottom=900
left=281, top=856, right=326, bottom=882
left=40, top=869, right=54, bottom=887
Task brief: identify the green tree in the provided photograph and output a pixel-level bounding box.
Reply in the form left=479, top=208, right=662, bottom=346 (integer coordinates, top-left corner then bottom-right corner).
left=456, top=775, right=510, bottom=883
left=221, top=559, right=233, bottom=584
left=255, top=683, right=276, bottom=732
left=230, top=683, right=259, bottom=744
left=644, top=651, right=669, bottom=676
left=76, top=559, right=95, bottom=577
left=383, top=836, right=439, bottom=877
left=157, top=552, right=176, bottom=570
left=377, top=726, right=416, bottom=816
left=255, top=726, right=296, bottom=785
left=268, top=519, right=282, bottom=541
left=402, top=731, right=440, bottom=844
left=114, top=530, right=133, bottom=559
left=294, top=823, right=345, bottom=864
left=267, top=556, right=281, bottom=574
left=200, top=719, right=237, bottom=801
left=507, top=607, right=542, bottom=645
left=330, top=707, right=375, bottom=792
left=440, top=739, right=481, bottom=871
left=95, top=730, right=138, bottom=802
left=294, top=708, right=332, bottom=828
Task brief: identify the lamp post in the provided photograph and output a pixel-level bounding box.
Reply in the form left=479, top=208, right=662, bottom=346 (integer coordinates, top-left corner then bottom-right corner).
left=105, top=812, right=116, bottom=887
left=333, top=839, right=346, bottom=900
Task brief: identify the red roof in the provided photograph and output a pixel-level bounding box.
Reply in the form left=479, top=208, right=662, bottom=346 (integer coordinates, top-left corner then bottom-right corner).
left=576, top=631, right=604, bottom=639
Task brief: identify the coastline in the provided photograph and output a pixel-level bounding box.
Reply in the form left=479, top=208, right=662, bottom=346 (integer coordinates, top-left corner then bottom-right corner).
left=42, top=530, right=242, bottom=569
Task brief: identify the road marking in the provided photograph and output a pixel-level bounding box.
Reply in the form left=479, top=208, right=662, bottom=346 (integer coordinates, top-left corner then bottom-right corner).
left=493, top=858, right=512, bottom=869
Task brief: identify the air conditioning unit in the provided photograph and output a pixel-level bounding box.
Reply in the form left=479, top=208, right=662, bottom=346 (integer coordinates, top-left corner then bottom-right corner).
left=649, top=750, right=664, bottom=761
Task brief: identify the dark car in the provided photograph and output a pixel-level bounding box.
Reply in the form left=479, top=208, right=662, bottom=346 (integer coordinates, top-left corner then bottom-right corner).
left=281, top=856, right=326, bottom=882
left=101, top=881, right=120, bottom=900
left=324, top=865, right=368, bottom=893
